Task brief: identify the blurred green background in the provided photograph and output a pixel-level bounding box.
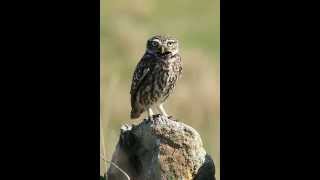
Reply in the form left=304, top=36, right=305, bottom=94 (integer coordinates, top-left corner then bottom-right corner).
left=100, top=0, right=219, bottom=179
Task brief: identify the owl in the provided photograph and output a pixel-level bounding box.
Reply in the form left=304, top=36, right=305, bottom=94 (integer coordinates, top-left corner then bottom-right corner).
left=130, top=35, right=182, bottom=120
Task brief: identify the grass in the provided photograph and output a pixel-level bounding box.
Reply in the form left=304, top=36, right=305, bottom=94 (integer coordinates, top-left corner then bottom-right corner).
left=101, top=0, right=220, bottom=179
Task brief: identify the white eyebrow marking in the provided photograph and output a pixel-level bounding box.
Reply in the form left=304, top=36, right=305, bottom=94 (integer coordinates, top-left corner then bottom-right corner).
left=152, top=39, right=161, bottom=44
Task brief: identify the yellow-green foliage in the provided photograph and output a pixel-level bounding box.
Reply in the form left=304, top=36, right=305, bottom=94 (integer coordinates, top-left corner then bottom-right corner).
left=101, top=0, right=219, bottom=179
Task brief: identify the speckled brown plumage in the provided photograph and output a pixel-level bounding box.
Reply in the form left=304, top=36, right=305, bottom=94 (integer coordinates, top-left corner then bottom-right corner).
left=130, top=35, right=182, bottom=119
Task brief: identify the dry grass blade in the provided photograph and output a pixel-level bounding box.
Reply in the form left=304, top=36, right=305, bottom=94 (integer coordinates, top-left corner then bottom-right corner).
left=100, top=154, right=131, bottom=180
left=101, top=118, right=130, bottom=180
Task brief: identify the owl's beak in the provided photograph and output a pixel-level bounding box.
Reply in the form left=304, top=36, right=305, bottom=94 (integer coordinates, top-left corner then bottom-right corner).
left=161, top=46, right=165, bottom=54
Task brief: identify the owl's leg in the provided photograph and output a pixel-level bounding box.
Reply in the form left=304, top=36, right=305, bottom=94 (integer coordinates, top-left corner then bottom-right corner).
left=147, top=108, right=154, bottom=120
left=157, top=103, right=168, bottom=117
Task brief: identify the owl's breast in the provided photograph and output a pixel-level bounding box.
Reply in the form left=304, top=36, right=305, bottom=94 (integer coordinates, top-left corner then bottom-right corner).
left=135, top=55, right=182, bottom=107
left=152, top=61, right=179, bottom=101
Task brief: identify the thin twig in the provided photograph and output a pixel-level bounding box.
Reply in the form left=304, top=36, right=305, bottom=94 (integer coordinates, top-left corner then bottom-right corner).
left=100, top=118, right=130, bottom=180
left=100, top=118, right=108, bottom=174
left=100, top=154, right=131, bottom=180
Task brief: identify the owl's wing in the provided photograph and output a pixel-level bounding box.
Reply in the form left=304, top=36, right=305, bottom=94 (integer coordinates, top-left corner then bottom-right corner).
left=130, top=54, right=152, bottom=103
left=176, top=54, right=183, bottom=78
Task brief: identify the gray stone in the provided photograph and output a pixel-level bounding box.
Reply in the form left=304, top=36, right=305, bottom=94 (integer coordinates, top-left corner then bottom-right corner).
left=107, top=115, right=216, bottom=180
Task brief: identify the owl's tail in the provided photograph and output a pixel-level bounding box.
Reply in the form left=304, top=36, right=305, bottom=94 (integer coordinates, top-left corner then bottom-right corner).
left=130, top=108, right=143, bottom=119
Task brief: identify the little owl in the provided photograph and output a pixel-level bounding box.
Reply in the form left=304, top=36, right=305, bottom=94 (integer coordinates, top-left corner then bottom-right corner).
left=130, top=35, right=182, bottom=120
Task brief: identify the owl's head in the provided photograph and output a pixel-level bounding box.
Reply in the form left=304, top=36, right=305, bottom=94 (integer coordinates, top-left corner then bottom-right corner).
left=146, top=35, right=179, bottom=57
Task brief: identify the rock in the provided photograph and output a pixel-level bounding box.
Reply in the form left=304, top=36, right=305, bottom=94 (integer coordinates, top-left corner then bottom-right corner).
left=107, top=115, right=216, bottom=180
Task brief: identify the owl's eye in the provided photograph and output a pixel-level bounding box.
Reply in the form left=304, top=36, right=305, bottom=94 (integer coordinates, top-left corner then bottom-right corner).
left=151, top=41, right=159, bottom=47
left=167, top=41, right=174, bottom=47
